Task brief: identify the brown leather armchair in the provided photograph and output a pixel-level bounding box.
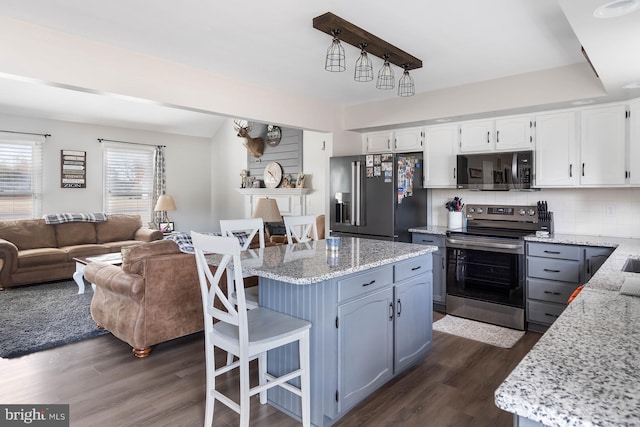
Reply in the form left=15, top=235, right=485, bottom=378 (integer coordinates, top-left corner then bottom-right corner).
left=84, top=240, right=206, bottom=358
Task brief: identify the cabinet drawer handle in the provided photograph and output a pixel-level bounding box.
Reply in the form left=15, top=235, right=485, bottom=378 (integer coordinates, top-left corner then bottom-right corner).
left=411, top=266, right=421, bottom=271
left=543, top=250, right=561, bottom=254
left=569, top=164, right=572, bottom=178
left=487, top=131, right=490, bottom=143
left=545, top=313, right=560, bottom=318
left=543, top=269, right=561, bottom=273
left=389, top=302, right=394, bottom=320
left=421, top=239, right=435, bottom=243
left=397, top=299, right=402, bottom=317
left=582, top=163, right=585, bottom=177
left=544, top=290, right=562, bottom=296
left=362, top=280, right=376, bottom=287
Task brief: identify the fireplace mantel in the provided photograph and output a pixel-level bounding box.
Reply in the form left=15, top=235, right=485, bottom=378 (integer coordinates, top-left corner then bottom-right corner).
left=235, top=188, right=311, bottom=218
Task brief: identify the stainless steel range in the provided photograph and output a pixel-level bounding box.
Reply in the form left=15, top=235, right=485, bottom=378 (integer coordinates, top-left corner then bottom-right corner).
left=445, top=204, right=549, bottom=330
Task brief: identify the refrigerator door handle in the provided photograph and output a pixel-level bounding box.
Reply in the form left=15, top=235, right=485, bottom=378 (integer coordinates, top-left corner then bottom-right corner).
left=354, top=161, right=362, bottom=226
left=351, top=161, right=358, bottom=226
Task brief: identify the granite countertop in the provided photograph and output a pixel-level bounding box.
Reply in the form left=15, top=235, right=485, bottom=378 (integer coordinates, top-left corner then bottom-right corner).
left=206, top=237, right=437, bottom=285
left=496, top=232, right=640, bottom=426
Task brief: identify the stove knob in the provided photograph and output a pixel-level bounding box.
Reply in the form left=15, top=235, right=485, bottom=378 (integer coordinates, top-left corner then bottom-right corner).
left=476, top=208, right=483, bottom=214
left=519, top=209, right=526, bottom=216
left=527, top=208, right=536, bottom=216
left=468, top=207, right=475, bottom=214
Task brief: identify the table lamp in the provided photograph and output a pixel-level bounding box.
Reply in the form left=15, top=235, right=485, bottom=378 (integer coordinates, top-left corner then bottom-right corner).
left=252, top=198, right=282, bottom=238
left=154, top=195, right=177, bottom=229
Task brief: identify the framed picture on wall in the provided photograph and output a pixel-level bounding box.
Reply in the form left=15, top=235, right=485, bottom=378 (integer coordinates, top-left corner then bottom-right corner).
left=61, top=150, right=86, bottom=188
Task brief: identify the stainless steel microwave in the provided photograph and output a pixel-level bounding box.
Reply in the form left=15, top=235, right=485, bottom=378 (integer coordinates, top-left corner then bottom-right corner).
left=456, top=151, right=533, bottom=190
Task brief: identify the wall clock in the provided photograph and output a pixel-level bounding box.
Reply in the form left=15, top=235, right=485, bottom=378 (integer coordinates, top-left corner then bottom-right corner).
left=266, top=125, right=282, bottom=147
left=263, top=162, right=283, bottom=188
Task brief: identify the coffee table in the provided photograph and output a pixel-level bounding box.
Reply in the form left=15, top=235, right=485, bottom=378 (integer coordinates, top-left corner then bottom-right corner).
left=73, top=253, right=123, bottom=294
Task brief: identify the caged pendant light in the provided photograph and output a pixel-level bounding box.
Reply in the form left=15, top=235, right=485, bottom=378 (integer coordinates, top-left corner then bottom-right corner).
left=313, top=12, right=422, bottom=97
left=376, top=55, right=395, bottom=90
left=325, top=29, right=346, bottom=72
left=398, top=65, right=415, bottom=97
left=354, top=43, right=374, bottom=82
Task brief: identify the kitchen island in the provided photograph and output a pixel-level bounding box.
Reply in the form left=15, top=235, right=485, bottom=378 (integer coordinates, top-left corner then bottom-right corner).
left=208, top=237, right=437, bottom=427
left=495, top=234, right=640, bottom=427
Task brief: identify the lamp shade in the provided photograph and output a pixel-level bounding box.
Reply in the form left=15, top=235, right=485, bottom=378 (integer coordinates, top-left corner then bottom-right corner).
left=154, top=195, right=177, bottom=212
left=252, top=198, right=282, bottom=222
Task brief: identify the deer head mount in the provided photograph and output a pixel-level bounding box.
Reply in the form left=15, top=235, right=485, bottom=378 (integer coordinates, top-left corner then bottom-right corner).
left=234, top=120, right=264, bottom=158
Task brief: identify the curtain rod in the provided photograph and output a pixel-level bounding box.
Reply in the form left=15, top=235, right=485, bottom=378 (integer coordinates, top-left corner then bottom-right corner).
left=0, top=130, right=51, bottom=137
left=97, top=138, right=165, bottom=148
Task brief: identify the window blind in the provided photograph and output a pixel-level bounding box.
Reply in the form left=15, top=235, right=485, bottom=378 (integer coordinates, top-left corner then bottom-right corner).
left=103, top=144, right=154, bottom=224
left=0, top=138, right=43, bottom=220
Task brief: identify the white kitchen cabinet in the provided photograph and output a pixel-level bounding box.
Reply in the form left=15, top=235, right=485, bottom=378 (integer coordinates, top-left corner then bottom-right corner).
left=629, top=100, right=640, bottom=186
left=535, top=111, right=578, bottom=187
left=459, top=119, right=494, bottom=152
left=364, top=128, right=424, bottom=153
left=459, top=115, right=532, bottom=153
left=424, top=124, right=458, bottom=187
left=580, top=105, right=627, bottom=186
left=495, top=115, right=534, bottom=151
left=364, top=131, right=393, bottom=153
left=393, top=127, right=424, bottom=152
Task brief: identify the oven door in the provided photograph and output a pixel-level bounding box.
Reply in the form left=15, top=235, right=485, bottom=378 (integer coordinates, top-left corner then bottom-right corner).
left=445, top=234, right=525, bottom=329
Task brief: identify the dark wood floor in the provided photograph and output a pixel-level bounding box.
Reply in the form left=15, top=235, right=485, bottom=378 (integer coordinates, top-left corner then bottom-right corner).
left=0, top=311, right=540, bottom=427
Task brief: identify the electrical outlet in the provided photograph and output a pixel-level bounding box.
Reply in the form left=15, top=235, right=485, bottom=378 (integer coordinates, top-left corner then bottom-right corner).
left=606, top=205, right=616, bottom=217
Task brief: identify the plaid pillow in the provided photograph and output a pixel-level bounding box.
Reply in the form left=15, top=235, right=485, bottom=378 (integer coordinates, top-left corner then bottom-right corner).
left=163, top=232, right=249, bottom=253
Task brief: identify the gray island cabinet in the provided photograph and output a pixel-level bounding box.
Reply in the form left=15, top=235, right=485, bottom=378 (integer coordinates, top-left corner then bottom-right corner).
left=214, top=237, right=436, bottom=427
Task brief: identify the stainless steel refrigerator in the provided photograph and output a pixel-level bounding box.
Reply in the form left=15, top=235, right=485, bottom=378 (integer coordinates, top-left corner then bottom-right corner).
left=330, top=152, right=428, bottom=242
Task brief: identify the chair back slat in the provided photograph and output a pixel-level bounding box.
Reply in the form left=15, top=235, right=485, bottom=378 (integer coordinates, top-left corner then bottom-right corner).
left=192, top=232, right=248, bottom=331
left=284, top=215, right=318, bottom=244
left=220, top=218, right=265, bottom=250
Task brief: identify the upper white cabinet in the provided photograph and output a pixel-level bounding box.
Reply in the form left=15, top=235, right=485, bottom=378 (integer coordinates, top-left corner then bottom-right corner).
left=580, top=105, right=627, bottom=186
left=393, top=127, right=424, bottom=152
left=364, top=128, right=423, bottom=153
left=424, top=124, right=458, bottom=188
left=459, top=120, right=493, bottom=152
left=535, top=111, right=578, bottom=187
left=364, top=131, right=393, bottom=153
left=459, top=115, right=532, bottom=153
left=495, top=115, right=534, bottom=151
left=629, top=100, right=640, bottom=186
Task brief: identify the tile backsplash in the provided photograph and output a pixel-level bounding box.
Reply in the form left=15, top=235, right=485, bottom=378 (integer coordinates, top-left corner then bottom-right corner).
left=431, top=188, right=640, bottom=238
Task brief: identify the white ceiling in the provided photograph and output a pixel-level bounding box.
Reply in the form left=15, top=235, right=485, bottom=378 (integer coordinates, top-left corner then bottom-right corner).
left=0, top=0, right=638, bottom=137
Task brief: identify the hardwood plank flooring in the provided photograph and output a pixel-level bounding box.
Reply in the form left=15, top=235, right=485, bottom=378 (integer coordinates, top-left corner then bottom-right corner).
left=0, top=312, right=540, bottom=426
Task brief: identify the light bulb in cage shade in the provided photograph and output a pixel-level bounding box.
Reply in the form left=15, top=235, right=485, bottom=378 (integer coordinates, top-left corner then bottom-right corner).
left=376, top=58, right=395, bottom=90
left=325, top=30, right=345, bottom=72
left=354, top=46, right=373, bottom=82
left=398, top=68, right=415, bottom=97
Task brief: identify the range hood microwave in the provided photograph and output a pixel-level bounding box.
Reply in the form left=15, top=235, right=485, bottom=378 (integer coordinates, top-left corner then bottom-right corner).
left=456, top=151, right=534, bottom=191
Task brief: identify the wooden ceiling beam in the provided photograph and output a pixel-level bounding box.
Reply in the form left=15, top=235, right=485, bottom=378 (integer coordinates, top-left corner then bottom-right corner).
left=313, top=12, right=423, bottom=71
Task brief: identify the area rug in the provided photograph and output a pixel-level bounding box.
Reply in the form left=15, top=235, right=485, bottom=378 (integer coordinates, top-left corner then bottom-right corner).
left=433, top=315, right=525, bottom=348
left=0, top=280, right=108, bottom=359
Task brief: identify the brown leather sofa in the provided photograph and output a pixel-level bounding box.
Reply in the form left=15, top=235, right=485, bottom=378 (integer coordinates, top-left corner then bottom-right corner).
left=84, top=240, right=205, bottom=358
left=0, top=214, right=162, bottom=289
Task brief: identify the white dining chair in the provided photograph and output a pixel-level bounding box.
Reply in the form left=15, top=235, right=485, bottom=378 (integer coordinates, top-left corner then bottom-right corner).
left=191, top=232, right=311, bottom=427
left=220, top=218, right=264, bottom=310
left=283, top=215, right=319, bottom=244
